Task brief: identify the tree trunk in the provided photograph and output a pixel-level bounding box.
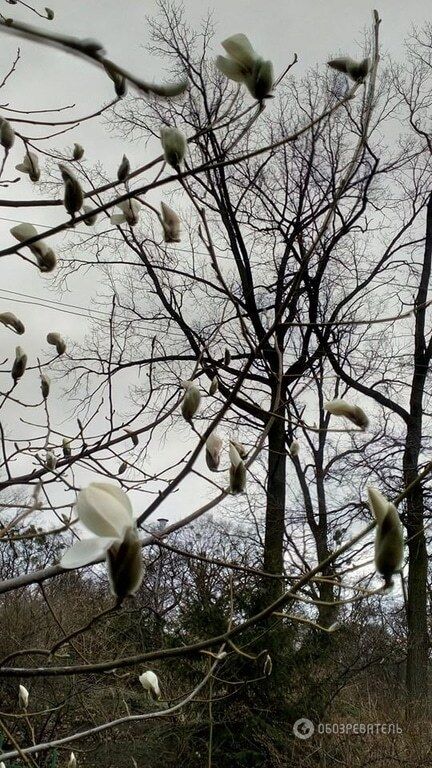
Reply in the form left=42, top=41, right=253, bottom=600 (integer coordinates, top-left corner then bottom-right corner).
left=262, top=409, right=287, bottom=606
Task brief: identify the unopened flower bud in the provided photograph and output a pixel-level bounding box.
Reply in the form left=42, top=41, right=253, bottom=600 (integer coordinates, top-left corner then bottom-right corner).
left=230, top=439, right=248, bottom=459
left=0, top=119, right=15, bottom=150
left=72, top=143, right=84, bottom=161
left=118, top=461, right=127, bottom=475
left=40, top=373, right=50, bottom=399
left=324, top=398, right=369, bottom=430
left=82, top=204, right=98, bottom=226
left=160, top=126, right=187, bottom=169
left=59, top=164, right=84, bottom=216
left=10, top=223, right=56, bottom=272
left=37, top=247, right=57, bottom=273
left=47, top=332, right=66, bottom=355
left=124, top=428, right=139, bottom=446
left=229, top=442, right=246, bottom=494
left=224, top=348, right=231, bottom=366
left=12, top=345, right=27, bottom=382
left=206, top=432, right=223, bottom=471
left=180, top=380, right=201, bottom=422
left=67, top=752, right=76, bottom=768
left=209, top=376, right=219, bottom=395
left=289, top=439, right=300, bottom=457
left=0, top=311, right=24, bottom=334
left=111, top=198, right=140, bottom=226
left=368, top=487, right=404, bottom=587
left=106, top=527, right=144, bottom=600
left=45, top=451, right=57, bottom=470
left=104, top=61, right=127, bottom=97
left=117, top=154, right=130, bottom=182
left=18, top=684, right=29, bottom=710
left=160, top=201, right=181, bottom=243
left=263, top=653, right=273, bottom=676
left=328, top=56, right=371, bottom=83
left=62, top=437, right=71, bottom=457
left=139, top=670, right=161, bottom=700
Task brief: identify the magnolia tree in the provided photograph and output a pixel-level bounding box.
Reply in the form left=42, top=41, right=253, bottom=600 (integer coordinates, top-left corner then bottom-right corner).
left=0, top=1, right=431, bottom=765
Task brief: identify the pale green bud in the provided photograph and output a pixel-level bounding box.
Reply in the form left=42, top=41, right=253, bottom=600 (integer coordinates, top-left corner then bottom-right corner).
left=205, top=432, right=223, bottom=471
left=72, top=143, right=84, bottom=161
left=0, top=119, right=15, bottom=150
left=46, top=332, right=66, bottom=356
left=324, top=398, right=369, bottom=430
left=229, top=443, right=246, bottom=494
left=160, top=202, right=181, bottom=243
left=160, top=126, right=187, bottom=169
left=180, top=380, right=201, bottom=422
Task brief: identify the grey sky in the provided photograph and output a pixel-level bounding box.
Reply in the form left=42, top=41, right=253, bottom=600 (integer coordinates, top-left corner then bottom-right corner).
left=0, top=0, right=429, bottom=529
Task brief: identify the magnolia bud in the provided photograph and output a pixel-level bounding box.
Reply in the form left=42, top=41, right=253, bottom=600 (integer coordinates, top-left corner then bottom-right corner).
left=209, top=376, right=219, bottom=395
left=247, top=58, right=274, bottom=100
left=289, top=439, right=300, bottom=457
left=12, top=346, right=27, bottom=382
left=224, top=348, right=231, bottom=366
left=0, top=119, right=15, bottom=150
left=37, top=247, right=57, bottom=273
left=230, top=439, right=248, bottom=459
left=328, top=56, right=371, bottom=83
left=72, top=143, right=84, bottom=161
left=111, top=199, right=140, bottom=226
left=205, top=432, right=223, bottom=471
left=82, top=204, right=98, bottom=226
left=15, top=150, right=40, bottom=182
left=45, top=451, right=57, bottom=470
left=59, top=164, right=84, bottom=216
left=263, top=653, right=273, bottom=676
left=160, top=126, right=187, bottom=169
left=40, top=373, right=50, bottom=399
left=47, top=332, right=66, bottom=355
left=229, top=443, right=246, bottom=494
left=124, top=428, right=139, bottom=446
left=0, top=311, right=24, bottom=334
left=180, top=380, right=201, bottom=423
left=62, top=437, right=71, bottom=457
left=117, top=154, right=130, bottom=182
left=324, top=398, right=369, bottom=430
left=160, top=202, right=181, bottom=243
left=67, top=753, right=76, bottom=768
left=139, top=670, right=161, bottom=700
left=118, top=461, right=127, bottom=475
left=368, top=487, right=404, bottom=587
left=104, top=61, right=127, bottom=97
left=106, top=527, right=144, bottom=600
left=18, top=684, right=29, bottom=709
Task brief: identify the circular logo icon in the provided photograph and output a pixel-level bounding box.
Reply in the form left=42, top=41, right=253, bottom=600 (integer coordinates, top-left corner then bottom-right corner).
left=293, top=718, right=314, bottom=740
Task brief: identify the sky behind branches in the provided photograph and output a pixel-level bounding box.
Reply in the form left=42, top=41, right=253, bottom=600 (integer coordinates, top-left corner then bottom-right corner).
left=0, top=0, right=429, bottom=529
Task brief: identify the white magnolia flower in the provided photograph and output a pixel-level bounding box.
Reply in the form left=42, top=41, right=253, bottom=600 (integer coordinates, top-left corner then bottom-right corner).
left=328, top=56, right=371, bottom=83
left=68, top=752, right=77, bottom=768
left=324, top=398, right=369, bottom=430
left=111, top=198, right=141, bottom=226
left=230, top=439, right=248, bottom=459
left=10, top=223, right=57, bottom=272
left=180, top=380, right=201, bottom=423
left=18, top=684, right=29, bottom=709
left=15, top=150, right=40, bottom=182
left=46, top=332, right=66, bottom=355
left=12, top=345, right=27, bottom=382
left=216, top=33, right=274, bottom=101
left=229, top=442, right=246, bottom=494
left=160, top=202, right=181, bottom=243
left=206, top=432, right=223, bottom=471
left=160, top=126, right=187, bottom=169
left=368, top=487, right=404, bottom=587
left=289, top=439, right=300, bottom=457
left=0, top=311, right=25, bottom=334
left=45, top=451, right=57, bottom=470
left=139, top=670, right=161, bottom=700
left=60, top=483, right=144, bottom=600
left=0, top=761, right=6, bottom=768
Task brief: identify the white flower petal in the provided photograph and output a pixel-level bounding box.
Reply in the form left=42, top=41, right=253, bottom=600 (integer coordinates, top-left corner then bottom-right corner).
left=111, top=213, right=126, bottom=224
left=76, top=483, right=133, bottom=537
left=60, top=536, right=115, bottom=569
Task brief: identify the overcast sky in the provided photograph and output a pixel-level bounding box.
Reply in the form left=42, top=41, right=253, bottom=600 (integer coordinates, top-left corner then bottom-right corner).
left=0, top=0, right=430, bottom=529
